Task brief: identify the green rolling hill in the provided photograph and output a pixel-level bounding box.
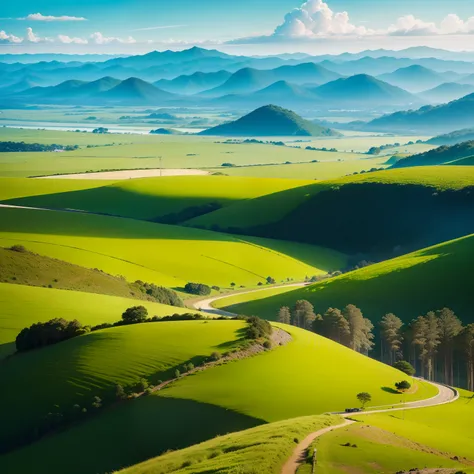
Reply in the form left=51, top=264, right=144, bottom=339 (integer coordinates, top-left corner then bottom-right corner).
left=219, top=234, right=474, bottom=324
left=188, top=167, right=474, bottom=257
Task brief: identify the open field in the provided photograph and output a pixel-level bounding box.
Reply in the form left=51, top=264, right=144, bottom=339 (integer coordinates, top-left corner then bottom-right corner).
left=0, top=206, right=346, bottom=288
left=0, top=320, right=245, bottom=450
left=118, top=414, right=342, bottom=474
left=310, top=389, right=474, bottom=474
left=41, top=168, right=209, bottom=179
left=160, top=324, right=437, bottom=422
left=1, top=175, right=312, bottom=221
left=187, top=166, right=474, bottom=234
left=219, top=234, right=474, bottom=324
left=0, top=283, right=202, bottom=358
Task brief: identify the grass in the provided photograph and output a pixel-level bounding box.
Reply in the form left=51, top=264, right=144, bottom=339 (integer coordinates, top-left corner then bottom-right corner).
left=118, top=414, right=342, bottom=474
left=0, top=246, right=162, bottom=301
left=0, top=206, right=346, bottom=288
left=310, top=389, right=474, bottom=473
left=0, top=320, right=246, bottom=451
left=159, top=324, right=437, bottom=422
left=0, top=283, right=203, bottom=358
left=188, top=166, right=474, bottom=231
left=219, top=234, right=474, bottom=324
left=1, top=175, right=313, bottom=221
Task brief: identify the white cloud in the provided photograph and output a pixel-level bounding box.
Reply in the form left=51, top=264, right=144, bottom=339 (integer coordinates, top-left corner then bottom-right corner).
left=26, top=27, right=41, bottom=43
left=90, top=32, right=136, bottom=44
left=22, top=13, right=87, bottom=21
left=0, top=30, right=22, bottom=43
left=58, top=34, right=88, bottom=44
left=230, top=0, right=474, bottom=44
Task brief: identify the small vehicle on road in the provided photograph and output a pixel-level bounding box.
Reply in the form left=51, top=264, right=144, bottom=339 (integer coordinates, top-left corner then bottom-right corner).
left=345, top=408, right=362, bottom=413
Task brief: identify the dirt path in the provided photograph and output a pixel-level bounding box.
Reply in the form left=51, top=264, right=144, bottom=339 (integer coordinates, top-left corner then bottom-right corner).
left=192, top=282, right=308, bottom=316
left=282, top=380, right=458, bottom=474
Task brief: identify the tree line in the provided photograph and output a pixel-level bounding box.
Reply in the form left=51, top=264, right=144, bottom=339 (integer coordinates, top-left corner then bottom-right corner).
left=278, top=301, right=474, bottom=390
left=0, top=141, right=79, bottom=152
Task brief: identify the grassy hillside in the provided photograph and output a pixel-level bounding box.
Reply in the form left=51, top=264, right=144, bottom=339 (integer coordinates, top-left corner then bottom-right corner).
left=311, top=390, right=474, bottom=474
left=0, top=320, right=245, bottom=452
left=0, top=246, right=163, bottom=300
left=0, top=324, right=436, bottom=474
left=0, top=283, right=200, bottom=358
left=2, top=176, right=312, bottom=222
left=160, top=324, right=437, bottom=422
left=221, top=234, right=474, bottom=324
left=188, top=167, right=474, bottom=256
left=0, top=206, right=346, bottom=287
left=118, top=414, right=342, bottom=474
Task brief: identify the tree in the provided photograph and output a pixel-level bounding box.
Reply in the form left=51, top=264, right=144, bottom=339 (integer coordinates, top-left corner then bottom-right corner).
left=425, top=312, right=441, bottom=381
left=266, top=276, right=276, bottom=284
left=437, top=307, right=463, bottom=385
left=184, top=282, right=211, bottom=296
left=393, top=360, right=415, bottom=376
left=122, top=306, right=148, bottom=324
left=380, top=313, right=404, bottom=364
left=136, top=378, right=149, bottom=392
left=459, top=324, right=474, bottom=391
left=92, top=396, right=102, bottom=409
left=411, top=316, right=429, bottom=378
left=175, top=369, right=181, bottom=378
left=278, top=306, right=291, bottom=324
left=115, top=384, right=127, bottom=400
left=395, top=380, right=411, bottom=391
left=356, top=392, right=371, bottom=408
left=292, top=300, right=316, bottom=328
left=343, top=305, right=374, bottom=354
left=318, top=308, right=350, bottom=345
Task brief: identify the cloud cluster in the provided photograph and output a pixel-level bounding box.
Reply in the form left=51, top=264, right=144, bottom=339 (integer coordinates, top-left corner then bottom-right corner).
left=273, top=0, right=372, bottom=38
left=0, top=28, right=136, bottom=45
left=230, top=0, right=474, bottom=44
left=21, top=13, right=87, bottom=21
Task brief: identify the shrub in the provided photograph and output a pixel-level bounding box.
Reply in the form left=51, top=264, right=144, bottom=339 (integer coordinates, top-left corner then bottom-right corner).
left=184, top=282, right=211, bottom=296
left=210, top=351, right=221, bottom=361
left=134, top=281, right=184, bottom=307
left=395, top=380, right=411, bottom=391
left=115, top=384, right=127, bottom=400
left=136, top=378, right=149, bottom=392
left=266, top=276, right=276, bottom=284
left=144, top=387, right=154, bottom=396
left=122, top=306, right=148, bottom=324
left=245, top=316, right=272, bottom=340
left=393, top=360, right=416, bottom=376
left=92, top=396, right=102, bottom=409
left=263, top=340, right=272, bottom=349
left=9, top=244, right=27, bottom=253
left=175, top=369, right=181, bottom=378
left=211, top=285, right=220, bottom=291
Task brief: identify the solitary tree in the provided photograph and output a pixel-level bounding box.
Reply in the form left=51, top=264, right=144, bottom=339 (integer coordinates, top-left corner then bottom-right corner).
left=122, top=306, right=148, bottom=324
left=278, top=306, right=291, bottom=325
left=395, top=380, right=411, bottom=391
left=356, top=392, right=372, bottom=408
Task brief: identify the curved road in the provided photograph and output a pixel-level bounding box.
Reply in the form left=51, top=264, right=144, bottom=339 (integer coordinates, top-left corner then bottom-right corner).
left=192, top=282, right=308, bottom=316
left=281, top=380, right=458, bottom=474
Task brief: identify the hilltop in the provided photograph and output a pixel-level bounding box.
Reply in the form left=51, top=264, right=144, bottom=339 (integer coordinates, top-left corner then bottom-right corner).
left=420, top=82, right=474, bottom=104
left=199, top=105, right=340, bottom=137
left=220, top=234, right=474, bottom=325
left=378, top=65, right=445, bottom=92
left=427, top=127, right=474, bottom=145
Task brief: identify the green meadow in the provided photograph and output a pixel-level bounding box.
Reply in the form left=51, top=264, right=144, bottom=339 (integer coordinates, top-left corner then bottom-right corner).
left=0, top=283, right=203, bottom=358
left=160, top=324, right=437, bottom=422
left=311, top=390, right=474, bottom=473
left=118, top=414, right=342, bottom=474
left=0, top=320, right=245, bottom=448
left=218, top=234, right=474, bottom=324
left=0, top=206, right=345, bottom=287
left=1, top=175, right=312, bottom=221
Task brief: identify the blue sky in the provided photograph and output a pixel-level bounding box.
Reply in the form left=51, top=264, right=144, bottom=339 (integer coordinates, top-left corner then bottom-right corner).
left=2, top=0, right=474, bottom=54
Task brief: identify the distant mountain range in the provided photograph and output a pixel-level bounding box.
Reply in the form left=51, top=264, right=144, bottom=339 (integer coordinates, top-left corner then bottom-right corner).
left=155, top=70, right=232, bottom=95
left=419, top=83, right=474, bottom=104
left=365, top=93, right=474, bottom=134
left=427, top=128, right=474, bottom=146
left=199, top=105, right=341, bottom=137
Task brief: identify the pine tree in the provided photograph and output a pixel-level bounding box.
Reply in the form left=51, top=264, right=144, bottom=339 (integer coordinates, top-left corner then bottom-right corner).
left=380, top=313, right=404, bottom=364
left=425, top=312, right=441, bottom=381
left=459, top=324, right=474, bottom=391
left=437, top=307, right=463, bottom=385
left=292, top=300, right=316, bottom=328
left=343, top=304, right=374, bottom=354
left=320, top=307, right=350, bottom=345
left=277, top=306, right=291, bottom=325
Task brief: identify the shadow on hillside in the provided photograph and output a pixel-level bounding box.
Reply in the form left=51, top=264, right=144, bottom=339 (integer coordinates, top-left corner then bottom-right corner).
left=0, top=396, right=264, bottom=474
left=381, top=386, right=399, bottom=394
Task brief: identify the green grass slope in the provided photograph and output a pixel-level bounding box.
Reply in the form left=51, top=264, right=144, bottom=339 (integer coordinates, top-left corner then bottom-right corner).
left=2, top=176, right=312, bottom=222
left=118, top=414, right=342, bottom=474
left=312, top=390, right=474, bottom=474
left=0, top=206, right=346, bottom=287
left=160, top=324, right=437, bottom=422
left=189, top=167, right=474, bottom=256
left=0, top=283, right=200, bottom=358
left=0, top=246, right=160, bottom=300
left=222, top=234, right=474, bottom=324
left=0, top=320, right=245, bottom=452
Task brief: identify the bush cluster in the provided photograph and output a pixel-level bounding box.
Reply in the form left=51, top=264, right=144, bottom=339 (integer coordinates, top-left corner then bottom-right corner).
left=245, top=315, right=272, bottom=340
left=184, top=282, right=212, bottom=296
left=134, top=281, right=184, bottom=307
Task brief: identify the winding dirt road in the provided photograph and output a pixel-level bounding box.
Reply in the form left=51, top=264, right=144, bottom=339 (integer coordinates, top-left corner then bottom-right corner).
left=281, top=380, right=458, bottom=474
left=192, top=282, right=308, bottom=316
